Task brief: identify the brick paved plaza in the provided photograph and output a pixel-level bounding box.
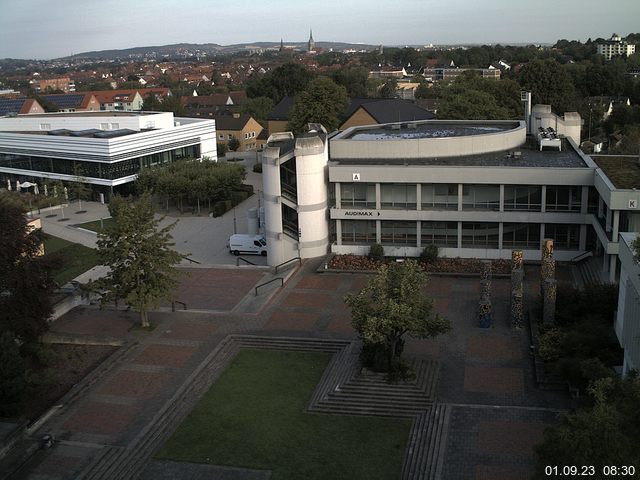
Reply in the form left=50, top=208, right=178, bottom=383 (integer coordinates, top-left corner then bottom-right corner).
left=3, top=259, right=572, bottom=479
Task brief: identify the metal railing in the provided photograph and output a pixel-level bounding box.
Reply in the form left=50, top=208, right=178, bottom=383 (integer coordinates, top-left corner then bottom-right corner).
left=182, top=255, right=201, bottom=264
left=570, top=251, right=593, bottom=263
left=274, top=256, right=301, bottom=274
left=171, top=300, right=187, bottom=311
left=255, top=277, right=284, bottom=296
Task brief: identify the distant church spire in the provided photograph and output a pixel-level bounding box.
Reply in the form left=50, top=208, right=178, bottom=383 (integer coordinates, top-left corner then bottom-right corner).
left=280, top=38, right=284, bottom=52
left=308, top=29, right=315, bottom=52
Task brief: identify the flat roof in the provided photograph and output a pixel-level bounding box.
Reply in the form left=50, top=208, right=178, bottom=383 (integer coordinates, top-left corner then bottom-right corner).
left=331, top=137, right=588, bottom=168
left=591, top=155, right=640, bottom=189
left=346, top=122, right=518, bottom=140
left=14, top=111, right=157, bottom=118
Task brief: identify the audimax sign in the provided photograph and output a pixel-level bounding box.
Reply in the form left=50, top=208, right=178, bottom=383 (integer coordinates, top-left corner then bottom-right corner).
left=344, top=211, right=381, bottom=216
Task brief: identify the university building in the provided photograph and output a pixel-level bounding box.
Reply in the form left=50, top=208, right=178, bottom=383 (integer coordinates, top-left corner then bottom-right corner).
left=0, top=111, right=217, bottom=196
left=262, top=105, right=640, bottom=284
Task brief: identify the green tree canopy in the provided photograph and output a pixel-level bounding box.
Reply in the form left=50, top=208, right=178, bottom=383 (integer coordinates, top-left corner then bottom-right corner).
left=0, top=199, right=53, bottom=346
left=241, top=96, right=275, bottom=126
left=518, top=59, right=577, bottom=114
left=90, top=194, right=184, bottom=327
left=246, top=63, right=313, bottom=103
left=533, top=376, right=640, bottom=478
left=332, top=66, right=370, bottom=98
left=344, top=260, right=450, bottom=377
left=287, top=76, right=349, bottom=134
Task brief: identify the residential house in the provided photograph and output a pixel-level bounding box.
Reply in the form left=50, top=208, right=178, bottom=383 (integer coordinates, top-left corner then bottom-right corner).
left=40, top=93, right=101, bottom=112
left=340, top=98, right=435, bottom=130
left=597, top=34, right=636, bottom=61
left=0, top=98, right=45, bottom=116
left=92, top=90, right=144, bottom=111
left=215, top=113, right=263, bottom=152
left=34, top=77, right=76, bottom=93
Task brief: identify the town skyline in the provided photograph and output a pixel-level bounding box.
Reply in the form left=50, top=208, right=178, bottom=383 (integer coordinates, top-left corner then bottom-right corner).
left=1, top=0, right=639, bottom=60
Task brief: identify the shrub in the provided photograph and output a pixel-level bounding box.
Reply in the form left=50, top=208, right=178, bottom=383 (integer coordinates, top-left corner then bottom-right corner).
left=420, top=244, right=439, bottom=263
left=253, top=163, right=263, bottom=173
left=217, top=142, right=228, bottom=157
left=230, top=191, right=249, bottom=206
left=368, top=243, right=384, bottom=261
left=211, top=200, right=227, bottom=217
left=538, top=327, right=566, bottom=362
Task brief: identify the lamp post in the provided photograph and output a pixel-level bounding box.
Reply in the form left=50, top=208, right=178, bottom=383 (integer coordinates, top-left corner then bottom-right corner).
left=588, top=107, right=592, bottom=141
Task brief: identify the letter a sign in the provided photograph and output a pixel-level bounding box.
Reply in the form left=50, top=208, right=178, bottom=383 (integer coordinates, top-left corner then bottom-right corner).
left=352, top=173, right=361, bottom=181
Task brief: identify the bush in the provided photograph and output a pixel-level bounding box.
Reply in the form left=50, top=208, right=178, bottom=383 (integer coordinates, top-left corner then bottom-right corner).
left=368, top=243, right=384, bottom=261
left=253, top=163, right=263, bottom=173
left=211, top=200, right=227, bottom=217
left=0, top=331, right=27, bottom=417
left=420, top=244, right=439, bottom=263
left=538, top=327, right=566, bottom=361
left=230, top=191, right=249, bottom=206
left=217, top=142, right=228, bottom=157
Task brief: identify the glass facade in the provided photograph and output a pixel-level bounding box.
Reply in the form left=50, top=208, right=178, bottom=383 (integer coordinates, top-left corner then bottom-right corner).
left=380, top=184, right=417, bottom=209
left=546, top=186, right=582, bottom=212
left=545, top=224, right=580, bottom=250
left=502, top=223, right=541, bottom=249
left=462, top=185, right=500, bottom=211
left=504, top=185, right=542, bottom=211
left=381, top=221, right=416, bottom=245
left=279, top=158, right=297, bottom=201
left=341, top=220, right=376, bottom=245
left=0, top=145, right=200, bottom=181
left=341, top=183, right=376, bottom=209
left=461, top=222, right=500, bottom=248
left=421, top=221, right=458, bottom=247
left=422, top=184, right=458, bottom=210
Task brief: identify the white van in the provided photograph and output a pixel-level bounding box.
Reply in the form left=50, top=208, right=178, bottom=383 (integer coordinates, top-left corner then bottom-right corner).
left=228, top=234, right=267, bottom=256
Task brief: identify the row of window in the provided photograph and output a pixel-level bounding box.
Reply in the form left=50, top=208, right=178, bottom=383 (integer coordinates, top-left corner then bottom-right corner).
left=217, top=131, right=257, bottom=141
left=0, top=145, right=200, bottom=180
left=340, top=220, right=580, bottom=250
left=339, top=183, right=590, bottom=212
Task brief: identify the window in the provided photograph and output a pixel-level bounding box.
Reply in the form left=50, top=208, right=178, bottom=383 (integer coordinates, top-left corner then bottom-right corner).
left=219, top=134, right=224, bottom=140
left=341, top=183, right=376, bottom=208
left=422, top=184, right=458, bottom=210
left=462, top=185, right=500, bottom=210
left=40, top=123, right=51, bottom=130
left=380, top=184, right=417, bottom=209
left=341, top=220, right=376, bottom=244
left=502, top=223, right=541, bottom=248
left=381, top=221, right=417, bottom=245
left=546, top=186, right=581, bottom=212
left=461, top=222, right=499, bottom=248
left=421, top=221, right=458, bottom=247
left=111, top=123, right=119, bottom=130
left=545, top=224, right=580, bottom=250
left=504, top=185, right=542, bottom=211
left=228, top=134, right=233, bottom=140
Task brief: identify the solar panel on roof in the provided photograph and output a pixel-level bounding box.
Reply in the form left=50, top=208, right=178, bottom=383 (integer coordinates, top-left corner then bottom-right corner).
left=42, top=94, right=85, bottom=109
left=0, top=98, right=26, bottom=116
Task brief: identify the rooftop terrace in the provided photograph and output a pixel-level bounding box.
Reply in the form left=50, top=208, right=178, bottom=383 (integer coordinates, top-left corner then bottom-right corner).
left=346, top=122, right=518, bottom=140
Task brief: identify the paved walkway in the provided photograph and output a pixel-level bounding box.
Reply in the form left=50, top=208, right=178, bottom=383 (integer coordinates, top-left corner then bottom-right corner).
left=2, top=259, right=571, bottom=480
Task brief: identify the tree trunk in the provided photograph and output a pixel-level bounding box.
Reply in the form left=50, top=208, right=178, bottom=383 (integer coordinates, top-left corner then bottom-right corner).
left=140, top=310, right=149, bottom=328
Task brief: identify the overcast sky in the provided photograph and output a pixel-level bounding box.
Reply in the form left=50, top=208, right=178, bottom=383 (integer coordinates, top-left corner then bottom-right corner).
left=1, top=0, right=639, bottom=59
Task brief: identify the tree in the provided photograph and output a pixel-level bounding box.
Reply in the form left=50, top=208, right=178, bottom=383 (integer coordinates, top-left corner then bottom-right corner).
left=0, top=199, right=53, bottom=346
left=287, top=76, right=349, bottom=134
left=227, top=137, right=241, bottom=152
left=241, top=96, right=274, bottom=126
left=90, top=194, right=184, bottom=327
left=379, top=78, right=398, bottom=98
left=246, top=63, right=313, bottom=103
left=344, top=260, right=451, bottom=378
left=332, top=66, right=369, bottom=98
left=0, top=331, right=27, bottom=416
left=69, top=165, right=91, bottom=212
left=533, top=376, right=640, bottom=478
left=518, top=59, right=577, bottom=113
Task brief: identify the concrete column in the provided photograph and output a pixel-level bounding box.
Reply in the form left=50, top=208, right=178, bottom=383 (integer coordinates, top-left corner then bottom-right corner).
left=498, top=222, right=504, bottom=250
left=336, top=219, right=342, bottom=246
left=416, top=221, right=422, bottom=248
left=579, top=224, right=587, bottom=251
left=539, top=224, right=545, bottom=250
left=335, top=183, right=341, bottom=209
left=581, top=186, right=589, bottom=214
left=376, top=219, right=381, bottom=244
left=598, top=196, right=604, bottom=218
left=499, top=184, right=505, bottom=212
left=612, top=210, right=620, bottom=241
left=262, top=147, right=285, bottom=266
left=458, top=184, right=463, bottom=211
left=416, top=184, right=422, bottom=211
left=540, top=185, right=547, bottom=213
left=606, top=206, right=612, bottom=233
left=457, top=221, right=463, bottom=249
left=609, top=255, right=617, bottom=283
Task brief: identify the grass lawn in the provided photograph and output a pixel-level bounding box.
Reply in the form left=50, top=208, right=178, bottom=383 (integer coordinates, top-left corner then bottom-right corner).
left=43, top=235, right=100, bottom=285
left=74, top=217, right=114, bottom=233
left=156, top=349, right=412, bottom=480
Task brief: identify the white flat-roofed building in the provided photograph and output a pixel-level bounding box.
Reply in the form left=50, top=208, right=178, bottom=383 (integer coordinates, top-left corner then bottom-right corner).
left=615, top=233, right=640, bottom=375
left=0, top=111, right=217, bottom=194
